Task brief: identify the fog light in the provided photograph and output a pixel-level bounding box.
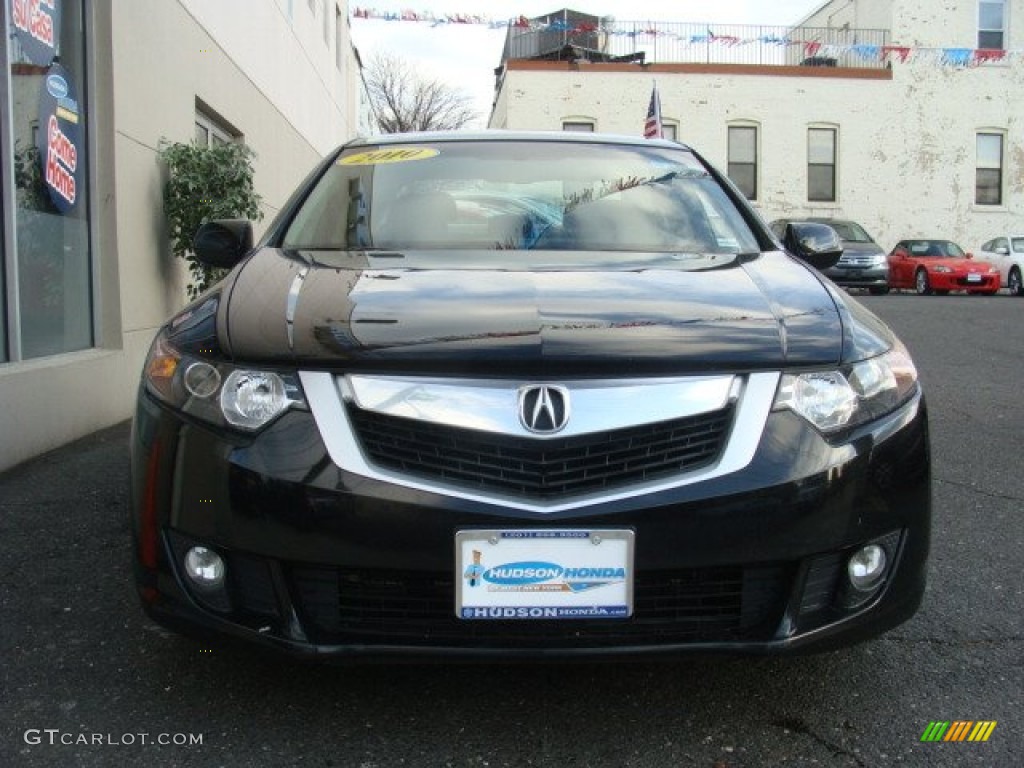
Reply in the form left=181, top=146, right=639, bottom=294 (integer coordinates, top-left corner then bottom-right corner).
left=184, top=546, right=225, bottom=591
left=848, top=544, right=887, bottom=591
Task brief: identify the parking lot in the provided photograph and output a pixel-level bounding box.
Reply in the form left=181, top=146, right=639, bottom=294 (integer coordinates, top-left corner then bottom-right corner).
left=1, top=293, right=1021, bottom=768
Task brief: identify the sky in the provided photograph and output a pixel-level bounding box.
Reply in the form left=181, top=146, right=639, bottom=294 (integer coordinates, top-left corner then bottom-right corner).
left=349, top=1, right=828, bottom=127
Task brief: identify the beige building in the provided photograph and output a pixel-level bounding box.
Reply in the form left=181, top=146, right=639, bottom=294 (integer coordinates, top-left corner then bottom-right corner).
left=0, top=0, right=366, bottom=471
left=489, top=1, right=1023, bottom=254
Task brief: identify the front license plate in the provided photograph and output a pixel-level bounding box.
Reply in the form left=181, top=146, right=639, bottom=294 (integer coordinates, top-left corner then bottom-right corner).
left=966, top=273, right=983, bottom=283
left=455, top=529, right=634, bottom=620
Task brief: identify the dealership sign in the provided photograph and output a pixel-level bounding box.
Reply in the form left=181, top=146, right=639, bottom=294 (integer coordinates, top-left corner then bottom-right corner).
left=10, top=0, right=62, bottom=66
left=36, top=63, right=81, bottom=213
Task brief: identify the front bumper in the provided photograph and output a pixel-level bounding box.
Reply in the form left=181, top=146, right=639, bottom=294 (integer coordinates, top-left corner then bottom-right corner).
left=928, top=272, right=1000, bottom=293
left=823, top=265, right=889, bottom=288
left=130, top=388, right=931, bottom=660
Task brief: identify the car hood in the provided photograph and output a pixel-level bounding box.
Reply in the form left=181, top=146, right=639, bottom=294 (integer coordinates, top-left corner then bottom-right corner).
left=220, top=248, right=846, bottom=374
left=919, top=257, right=993, bottom=271
left=838, top=241, right=885, bottom=257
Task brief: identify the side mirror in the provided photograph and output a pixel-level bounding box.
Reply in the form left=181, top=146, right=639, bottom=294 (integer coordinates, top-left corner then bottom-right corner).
left=786, top=222, right=843, bottom=271
left=193, top=219, right=253, bottom=269
left=965, top=252, right=973, bottom=259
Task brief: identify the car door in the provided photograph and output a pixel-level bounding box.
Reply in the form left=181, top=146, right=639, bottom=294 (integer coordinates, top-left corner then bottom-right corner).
left=983, top=237, right=1010, bottom=282
left=1011, top=237, right=1024, bottom=273
left=888, top=242, right=911, bottom=287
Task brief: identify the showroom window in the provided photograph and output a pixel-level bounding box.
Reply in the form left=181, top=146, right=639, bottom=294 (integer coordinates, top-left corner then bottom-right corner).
left=3, top=0, right=93, bottom=361
left=976, top=132, right=1003, bottom=205
left=1, top=149, right=7, bottom=362
left=727, top=124, right=758, bottom=201
left=808, top=127, right=837, bottom=202
left=978, top=0, right=1006, bottom=49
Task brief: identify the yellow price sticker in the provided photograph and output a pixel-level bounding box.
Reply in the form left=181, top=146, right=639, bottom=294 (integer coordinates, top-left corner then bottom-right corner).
left=338, top=147, right=440, bottom=165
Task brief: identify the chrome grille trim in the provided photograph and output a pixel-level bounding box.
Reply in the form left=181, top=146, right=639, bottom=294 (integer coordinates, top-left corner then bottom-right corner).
left=300, top=372, right=780, bottom=513
left=346, top=374, right=738, bottom=439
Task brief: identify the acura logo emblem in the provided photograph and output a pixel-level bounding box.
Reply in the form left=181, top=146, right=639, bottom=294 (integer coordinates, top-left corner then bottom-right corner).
left=519, top=385, right=570, bottom=434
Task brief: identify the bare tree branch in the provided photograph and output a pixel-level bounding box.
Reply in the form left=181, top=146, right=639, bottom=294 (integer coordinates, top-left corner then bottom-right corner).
left=364, top=52, right=479, bottom=133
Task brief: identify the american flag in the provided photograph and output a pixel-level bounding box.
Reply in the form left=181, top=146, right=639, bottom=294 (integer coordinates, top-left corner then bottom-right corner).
left=643, top=82, right=663, bottom=139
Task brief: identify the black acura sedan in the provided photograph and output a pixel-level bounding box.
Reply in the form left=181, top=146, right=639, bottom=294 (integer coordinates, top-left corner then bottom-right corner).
left=131, top=131, right=930, bottom=659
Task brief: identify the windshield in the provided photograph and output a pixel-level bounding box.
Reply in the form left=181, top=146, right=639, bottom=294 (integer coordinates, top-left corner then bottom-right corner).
left=822, top=220, right=872, bottom=243
left=281, top=140, right=760, bottom=256
left=905, top=240, right=966, bottom=258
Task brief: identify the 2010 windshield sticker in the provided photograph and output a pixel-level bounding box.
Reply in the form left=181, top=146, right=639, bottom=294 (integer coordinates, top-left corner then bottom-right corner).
left=338, top=147, right=440, bottom=165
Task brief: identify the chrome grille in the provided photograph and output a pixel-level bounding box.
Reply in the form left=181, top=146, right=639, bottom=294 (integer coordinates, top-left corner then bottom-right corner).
left=838, top=254, right=879, bottom=267
left=346, top=403, right=734, bottom=500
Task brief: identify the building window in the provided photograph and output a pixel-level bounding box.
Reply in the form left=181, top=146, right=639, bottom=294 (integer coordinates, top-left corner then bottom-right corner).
left=4, top=0, right=93, bottom=360
left=808, top=127, right=837, bottom=202
left=727, top=125, right=758, bottom=200
left=979, top=0, right=1006, bottom=49
left=661, top=123, right=678, bottom=142
left=976, top=132, right=1003, bottom=205
left=195, top=109, right=234, bottom=147
left=562, top=121, right=594, bottom=132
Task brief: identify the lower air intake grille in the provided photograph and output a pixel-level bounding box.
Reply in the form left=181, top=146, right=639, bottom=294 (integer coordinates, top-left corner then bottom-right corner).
left=346, top=403, right=734, bottom=500
left=289, top=564, right=789, bottom=648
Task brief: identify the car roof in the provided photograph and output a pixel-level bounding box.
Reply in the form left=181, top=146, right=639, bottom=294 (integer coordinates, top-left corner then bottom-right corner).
left=773, top=217, right=857, bottom=225
left=347, top=130, right=690, bottom=152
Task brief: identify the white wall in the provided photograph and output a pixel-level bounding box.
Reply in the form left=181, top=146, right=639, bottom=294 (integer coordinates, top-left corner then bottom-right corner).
left=801, top=0, right=893, bottom=31
left=180, top=0, right=358, bottom=156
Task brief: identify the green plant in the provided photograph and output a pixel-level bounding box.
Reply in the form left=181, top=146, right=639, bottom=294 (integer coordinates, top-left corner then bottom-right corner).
left=13, top=143, right=59, bottom=214
left=158, top=140, right=264, bottom=299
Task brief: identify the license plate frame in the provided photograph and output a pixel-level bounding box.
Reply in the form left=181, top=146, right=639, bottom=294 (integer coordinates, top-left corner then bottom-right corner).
left=455, top=529, right=634, bottom=620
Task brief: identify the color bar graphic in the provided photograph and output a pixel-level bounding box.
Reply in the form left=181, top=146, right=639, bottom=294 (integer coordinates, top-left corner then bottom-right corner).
left=967, top=722, right=997, bottom=742
left=921, top=721, right=996, bottom=742
left=920, top=721, right=949, bottom=742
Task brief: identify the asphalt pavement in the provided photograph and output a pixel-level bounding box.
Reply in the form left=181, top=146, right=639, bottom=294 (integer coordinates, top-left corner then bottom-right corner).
left=1, top=293, right=1021, bottom=768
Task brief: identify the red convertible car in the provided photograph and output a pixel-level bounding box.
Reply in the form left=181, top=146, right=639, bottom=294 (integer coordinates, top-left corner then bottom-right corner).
left=887, top=239, right=1000, bottom=295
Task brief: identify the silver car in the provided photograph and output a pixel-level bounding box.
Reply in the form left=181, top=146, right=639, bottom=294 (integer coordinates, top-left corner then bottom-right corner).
left=771, top=218, right=890, bottom=294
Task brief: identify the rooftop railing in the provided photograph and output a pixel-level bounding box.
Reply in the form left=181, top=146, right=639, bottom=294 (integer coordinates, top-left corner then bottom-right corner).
left=501, top=21, right=892, bottom=70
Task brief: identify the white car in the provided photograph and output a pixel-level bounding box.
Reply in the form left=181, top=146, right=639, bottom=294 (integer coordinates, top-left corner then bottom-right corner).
left=979, top=236, right=1024, bottom=296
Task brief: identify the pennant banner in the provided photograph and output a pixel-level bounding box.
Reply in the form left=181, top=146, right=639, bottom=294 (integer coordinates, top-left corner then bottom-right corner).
left=351, top=8, right=1021, bottom=68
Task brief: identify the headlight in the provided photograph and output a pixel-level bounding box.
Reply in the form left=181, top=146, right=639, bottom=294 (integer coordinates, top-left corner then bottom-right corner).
left=773, top=340, right=918, bottom=434
left=932, top=265, right=952, bottom=273
left=221, top=370, right=292, bottom=430
left=143, top=331, right=305, bottom=431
